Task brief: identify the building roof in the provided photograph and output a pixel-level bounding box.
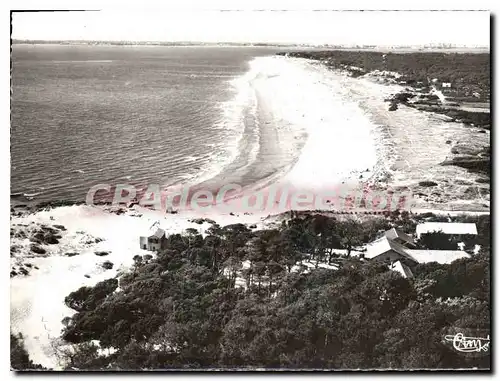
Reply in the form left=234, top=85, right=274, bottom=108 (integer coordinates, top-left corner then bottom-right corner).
left=365, top=236, right=416, bottom=262
left=416, top=222, right=477, bottom=237
left=406, top=250, right=471, bottom=264
left=384, top=228, right=415, bottom=246
left=149, top=228, right=165, bottom=238
left=389, top=260, right=414, bottom=278
left=140, top=223, right=165, bottom=239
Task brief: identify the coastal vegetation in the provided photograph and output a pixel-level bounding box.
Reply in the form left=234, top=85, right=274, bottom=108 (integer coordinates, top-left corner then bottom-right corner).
left=279, top=50, right=490, bottom=100
left=52, top=212, right=490, bottom=370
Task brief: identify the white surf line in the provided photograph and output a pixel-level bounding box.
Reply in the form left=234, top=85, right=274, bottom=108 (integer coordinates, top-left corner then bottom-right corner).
left=51, top=60, right=114, bottom=63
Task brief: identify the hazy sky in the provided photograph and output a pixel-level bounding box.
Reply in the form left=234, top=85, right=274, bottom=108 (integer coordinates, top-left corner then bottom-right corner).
left=12, top=10, right=490, bottom=46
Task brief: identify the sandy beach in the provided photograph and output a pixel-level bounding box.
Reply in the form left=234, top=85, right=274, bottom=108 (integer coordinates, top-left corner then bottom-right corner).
left=243, top=56, right=489, bottom=210
left=251, top=56, right=379, bottom=191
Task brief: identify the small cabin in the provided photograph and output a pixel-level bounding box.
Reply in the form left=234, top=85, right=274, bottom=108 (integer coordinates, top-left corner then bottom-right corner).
left=139, top=226, right=166, bottom=251
left=442, top=82, right=452, bottom=88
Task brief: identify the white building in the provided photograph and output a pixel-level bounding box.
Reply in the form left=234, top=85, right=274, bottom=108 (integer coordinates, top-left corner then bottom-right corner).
left=139, top=223, right=166, bottom=251
left=389, top=260, right=414, bottom=279
left=405, top=250, right=470, bottom=264
left=384, top=228, right=417, bottom=248
left=365, top=236, right=418, bottom=266
left=366, top=225, right=476, bottom=279
left=416, top=222, right=478, bottom=238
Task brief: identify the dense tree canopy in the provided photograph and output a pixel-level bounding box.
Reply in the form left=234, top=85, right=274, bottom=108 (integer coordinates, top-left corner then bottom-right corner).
left=56, top=213, right=490, bottom=370
left=280, top=51, right=490, bottom=97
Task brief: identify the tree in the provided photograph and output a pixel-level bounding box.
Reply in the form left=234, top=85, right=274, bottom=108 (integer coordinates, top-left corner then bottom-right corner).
left=64, top=278, right=118, bottom=312
left=417, top=231, right=456, bottom=250
left=335, top=218, right=364, bottom=256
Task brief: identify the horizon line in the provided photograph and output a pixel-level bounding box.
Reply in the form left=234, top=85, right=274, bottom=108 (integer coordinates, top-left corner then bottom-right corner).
left=11, top=39, right=491, bottom=49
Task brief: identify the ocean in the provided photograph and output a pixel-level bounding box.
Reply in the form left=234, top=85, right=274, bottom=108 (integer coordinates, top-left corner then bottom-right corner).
left=11, top=44, right=291, bottom=203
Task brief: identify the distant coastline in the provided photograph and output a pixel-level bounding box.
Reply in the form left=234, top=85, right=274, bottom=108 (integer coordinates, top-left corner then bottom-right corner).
left=11, top=39, right=490, bottom=52
left=11, top=39, right=312, bottom=48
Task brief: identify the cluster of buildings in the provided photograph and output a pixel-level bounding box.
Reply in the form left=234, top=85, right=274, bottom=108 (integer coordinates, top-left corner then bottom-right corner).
left=366, top=222, right=478, bottom=278
left=138, top=220, right=480, bottom=280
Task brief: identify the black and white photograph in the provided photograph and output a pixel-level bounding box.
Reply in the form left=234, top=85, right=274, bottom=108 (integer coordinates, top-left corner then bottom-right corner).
left=9, top=3, right=491, bottom=372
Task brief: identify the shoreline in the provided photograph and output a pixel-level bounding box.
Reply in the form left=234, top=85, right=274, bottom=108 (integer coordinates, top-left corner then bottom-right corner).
left=11, top=53, right=489, bottom=213
left=293, top=56, right=489, bottom=212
